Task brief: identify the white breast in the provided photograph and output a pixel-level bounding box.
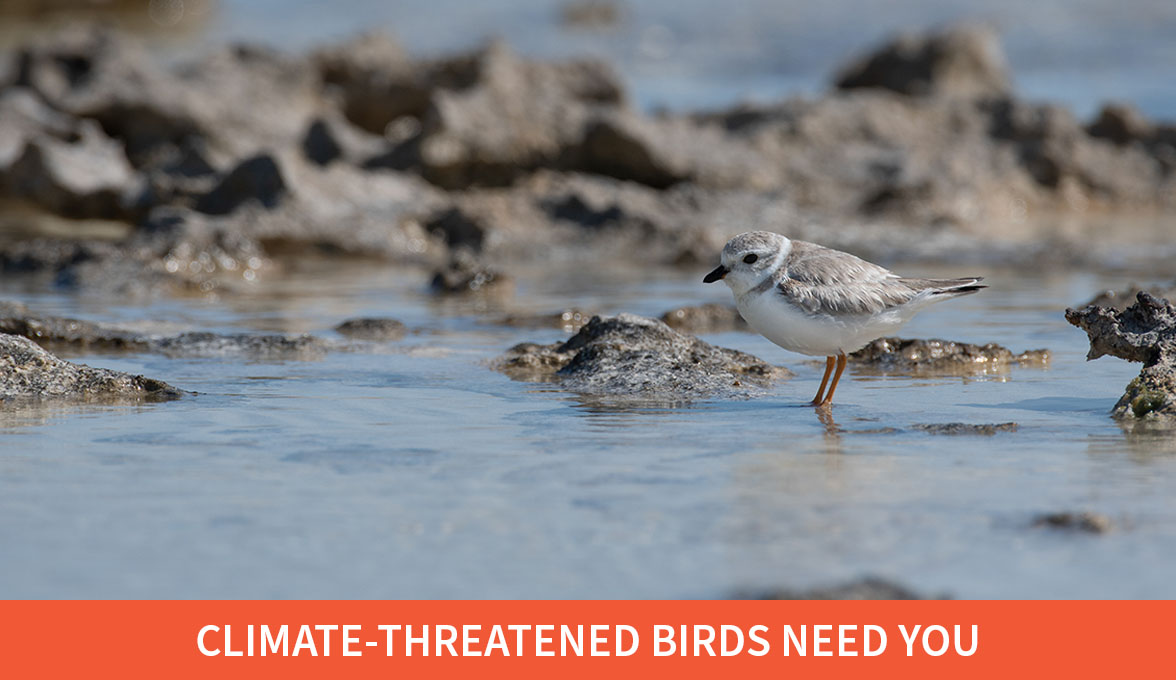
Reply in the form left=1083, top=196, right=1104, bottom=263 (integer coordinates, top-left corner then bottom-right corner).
left=736, top=289, right=911, bottom=356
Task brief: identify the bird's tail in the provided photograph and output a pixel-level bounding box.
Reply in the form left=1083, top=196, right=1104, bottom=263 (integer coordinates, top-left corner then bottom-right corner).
left=900, top=277, right=987, bottom=299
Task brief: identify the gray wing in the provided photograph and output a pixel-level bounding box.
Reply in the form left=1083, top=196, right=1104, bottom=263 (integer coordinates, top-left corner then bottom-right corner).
left=775, top=241, right=918, bottom=316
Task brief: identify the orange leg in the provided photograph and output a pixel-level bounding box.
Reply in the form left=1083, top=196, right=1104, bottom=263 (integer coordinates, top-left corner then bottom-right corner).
left=809, top=356, right=835, bottom=406
left=819, top=353, right=848, bottom=406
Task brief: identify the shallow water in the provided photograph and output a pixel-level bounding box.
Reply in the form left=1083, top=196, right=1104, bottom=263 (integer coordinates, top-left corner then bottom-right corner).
left=3, top=262, right=1174, bottom=599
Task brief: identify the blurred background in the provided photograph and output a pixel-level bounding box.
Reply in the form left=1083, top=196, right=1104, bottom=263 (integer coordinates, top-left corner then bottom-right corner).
left=3, top=0, right=1175, bottom=117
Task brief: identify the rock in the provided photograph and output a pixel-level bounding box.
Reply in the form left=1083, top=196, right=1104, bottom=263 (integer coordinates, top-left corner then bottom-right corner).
left=1065, top=292, right=1176, bottom=419
left=0, top=117, right=140, bottom=220
left=493, top=313, right=790, bottom=400
left=660, top=303, right=747, bottom=333
left=422, top=207, right=486, bottom=251
left=0, top=88, right=79, bottom=169
left=1087, top=103, right=1155, bottom=146
left=1079, top=282, right=1176, bottom=311
left=313, top=31, right=427, bottom=135
left=849, top=337, right=1050, bottom=375
left=577, top=110, right=780, bottom=189
left=1031, top=511, right=1112, bottom=534
left=430, top=252, right=513, bottom=296
left=300, top=113, right=391, bottom=167
left=0, top=300, right=148, bottom=351
left=334, top=317, right=407, bottom=341
left=150, top=332, right=329, bottom=360
left=834, top=24, right=1010, bottom=98
left=914, top=422, right=1019, bottom=435
left=301, top=119, right=344, bottom=166
left=392, top=41, right=625, bottom=188
left=740, top=577, right=936, bottom=600
left=18, top=27, right=323, bottom=173
left=194, top=154, right=287, bottom=215
left=0, top=332, right=181, bottom=403
left=0, top=301, right=331, bottom=359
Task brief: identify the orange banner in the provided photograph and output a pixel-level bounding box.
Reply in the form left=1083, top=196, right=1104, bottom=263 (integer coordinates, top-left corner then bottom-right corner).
left=1, top=601, right=1171, bottom=678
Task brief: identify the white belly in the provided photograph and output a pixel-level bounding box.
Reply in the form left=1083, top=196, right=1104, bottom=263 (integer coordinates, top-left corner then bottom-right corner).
left=736, top=291, right=910, bottom=356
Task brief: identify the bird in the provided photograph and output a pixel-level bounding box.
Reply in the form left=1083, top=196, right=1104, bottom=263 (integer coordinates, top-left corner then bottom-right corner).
left=703, top=231, right=985, bottom=406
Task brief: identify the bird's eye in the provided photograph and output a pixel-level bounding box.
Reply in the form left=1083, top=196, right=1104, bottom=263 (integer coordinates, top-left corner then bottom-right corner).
left=743, top=254, right=758, bottom=264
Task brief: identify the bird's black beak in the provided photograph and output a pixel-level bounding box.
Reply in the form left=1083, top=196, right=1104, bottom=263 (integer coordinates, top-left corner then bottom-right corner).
left=703, top=265, right=729, bottom=283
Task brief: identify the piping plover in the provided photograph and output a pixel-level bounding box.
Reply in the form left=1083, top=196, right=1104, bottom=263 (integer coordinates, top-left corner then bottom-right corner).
left=704, top=231, right=984, bottom=406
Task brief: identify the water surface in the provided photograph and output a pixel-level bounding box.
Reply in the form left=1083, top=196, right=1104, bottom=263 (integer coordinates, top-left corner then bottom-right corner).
left=2, top=263, right=1172, bottom=599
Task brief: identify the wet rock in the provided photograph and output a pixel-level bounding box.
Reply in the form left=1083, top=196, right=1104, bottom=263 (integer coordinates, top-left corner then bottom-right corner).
left=660, top=303, right=747, bottom=333
left=194, top=154, right=287, bottom=215
left=914, top=422, right=1019, bottom=435
left=493, top=313, right=789, bottom=400
left=849, top=337, right=1050, bottom=374
left=1031, top=511, right=1112, bottom=534
left=151, top=332, right=329, bottom=360
left=0, top=332, right=181, bottom=403
left=740, top=577, right=936, bottom=600
left=0, top=300, right=148, bottom=351
left=1065, top=292, right=1176, bottom=419
left=0, top=301, right=331, bottom=359
left=430, top=252, right=513, bottom=296
left=834, top=24, right=1010, bottom=98
left=334, top=317, right=407, bottom=341
left=492, top=309, right=595, bottom=333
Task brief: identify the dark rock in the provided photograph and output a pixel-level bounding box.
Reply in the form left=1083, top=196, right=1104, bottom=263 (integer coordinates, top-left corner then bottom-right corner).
left=1065, top=292, right=1176, bottom=419
left=334, top=317, right=407, bottom=341
left=1087, top=103, right=1155, bottom=146
left=430, top=252, right=512, bottom=296
left=740, top=577, right=936, bottom=600
left=834, top=24, right=1010, bottom=98
left=1031, top=511, right=1112, bottom=534
left=302, top=119, right=343, bottom=166
left=493, top=313, right=790, bottom=400
left=422, top=207, right=485, bottom=251
left=849, top=337, right=1050, bottom=375
left=0, top=331, right=182, bottom=403
left=914, top=422, right=1019, bottom=435
left=300, top=113, right=391, bottom=168
left=660, top=303, right=747, bottom=333
left=195, top=154, right=287, bottom=215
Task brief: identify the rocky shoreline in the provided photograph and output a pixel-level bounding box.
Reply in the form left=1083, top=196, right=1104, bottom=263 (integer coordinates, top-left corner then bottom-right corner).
left=2, top=23, right=1175, bottom=416
left=2, top=24, right=1175, bottom=301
